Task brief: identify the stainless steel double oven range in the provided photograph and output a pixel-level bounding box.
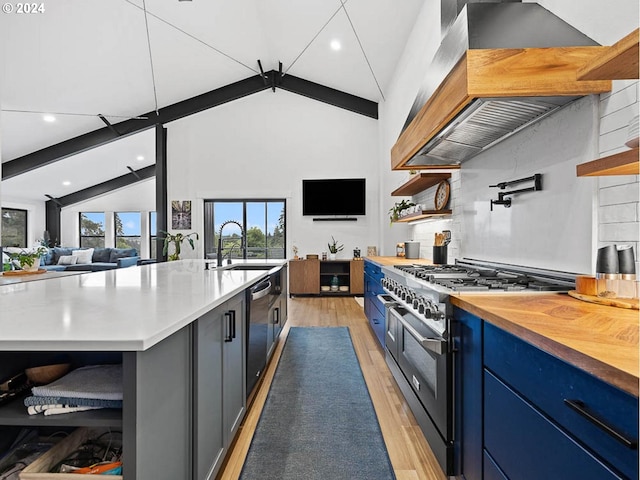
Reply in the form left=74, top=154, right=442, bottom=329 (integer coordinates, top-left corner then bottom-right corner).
left=379, top=258, right=575, bottom=477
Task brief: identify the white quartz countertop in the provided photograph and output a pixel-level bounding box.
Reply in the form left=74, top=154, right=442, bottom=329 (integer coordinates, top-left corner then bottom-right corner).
left=0, top=259, right=285, bottom=352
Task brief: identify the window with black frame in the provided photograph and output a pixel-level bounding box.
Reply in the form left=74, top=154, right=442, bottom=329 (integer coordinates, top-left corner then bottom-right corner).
left=1, top=208, right=27, bottom=247
left=149, top=211, right=157, bottom=259
left=204, top=200, right=286, bottom=261
left=80, top=212, right=106, bottom=248
left=114, top=212, right=141, bottom=252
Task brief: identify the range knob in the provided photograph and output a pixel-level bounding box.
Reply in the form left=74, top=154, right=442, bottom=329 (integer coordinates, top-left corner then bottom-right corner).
left=418, top=302, right=426, bottom=314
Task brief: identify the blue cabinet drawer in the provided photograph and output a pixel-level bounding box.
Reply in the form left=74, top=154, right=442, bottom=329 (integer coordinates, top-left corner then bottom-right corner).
left=485, top=370, right=623, bottom=480
left=484, top=323, right=638, bottom=479
left=364, top=260, right=382, bottom=279
left=368, top=298, right=385, bottom=347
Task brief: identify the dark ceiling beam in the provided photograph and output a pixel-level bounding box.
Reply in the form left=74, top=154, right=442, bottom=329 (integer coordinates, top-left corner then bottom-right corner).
left=3, top=72, right=378, bottom=180
left=2, top=75, right=270, bottom=180
left=276, top=71, right=378, bottom=119
left=54, top=164, right=156, bottom=208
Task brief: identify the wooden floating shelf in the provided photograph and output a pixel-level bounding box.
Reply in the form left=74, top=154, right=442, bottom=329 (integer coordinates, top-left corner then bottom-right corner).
left=576, top=148, right=639, bottom=176
left=391, top=173, right=451, bottom=197
left=577, top=28, right=639, bottom=81
left=393, top=210, right=452, bottom=223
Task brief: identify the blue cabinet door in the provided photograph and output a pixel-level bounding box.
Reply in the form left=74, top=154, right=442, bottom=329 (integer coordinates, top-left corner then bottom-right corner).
left=485, top=323, right=638, bottom=479
left=453, top=307, right=483, bottom=480
left=484, top=370, right=623, bottom=480
left=364, top=260, right=385, bottom=348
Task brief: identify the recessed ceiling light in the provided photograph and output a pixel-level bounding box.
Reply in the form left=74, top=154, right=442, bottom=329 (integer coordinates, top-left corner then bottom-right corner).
left=330, top=40, right=342, bottom=51
left=62, top=181, right=71, bottom=186
left=43, top=114, right=56, bottom=123
left=136, top=155, right=145, bottom=161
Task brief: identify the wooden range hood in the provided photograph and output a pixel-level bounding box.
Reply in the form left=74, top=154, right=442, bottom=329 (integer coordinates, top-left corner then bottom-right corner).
left=391, top=3, right=612, bottom=171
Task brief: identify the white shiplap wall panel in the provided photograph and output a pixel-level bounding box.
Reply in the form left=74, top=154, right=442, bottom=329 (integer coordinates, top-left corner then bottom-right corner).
left=597, top=78, right=639, bottom=262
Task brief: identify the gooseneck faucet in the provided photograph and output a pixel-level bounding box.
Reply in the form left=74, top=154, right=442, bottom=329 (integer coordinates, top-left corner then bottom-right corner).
left=217, top=220, right=244, bottom=267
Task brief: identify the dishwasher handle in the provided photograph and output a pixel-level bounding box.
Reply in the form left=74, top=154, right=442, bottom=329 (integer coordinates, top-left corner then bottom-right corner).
left=251, top=280, right=272, bottom=301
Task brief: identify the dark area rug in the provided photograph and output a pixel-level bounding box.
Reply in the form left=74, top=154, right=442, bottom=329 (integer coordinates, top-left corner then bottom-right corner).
left=240, top=326, right=396, bottom=480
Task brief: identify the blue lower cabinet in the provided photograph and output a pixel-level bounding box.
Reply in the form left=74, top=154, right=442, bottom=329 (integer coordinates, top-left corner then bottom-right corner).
left=484, top=370, right=623, bottom=480
left=368, top=299, right=385, bottom=347
left=364, top=260, right=385, bottom=348
left=453, top=308, right=483, bottom=480
left=483, top=451, right=508, bottom=480
left=484, top=323, right=638, bottom=479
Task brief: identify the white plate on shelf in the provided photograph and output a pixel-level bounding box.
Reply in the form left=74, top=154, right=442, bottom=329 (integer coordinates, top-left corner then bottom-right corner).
left=321, top=286, right=330, bottom=292
left=339, top=286, right=349, bottom=292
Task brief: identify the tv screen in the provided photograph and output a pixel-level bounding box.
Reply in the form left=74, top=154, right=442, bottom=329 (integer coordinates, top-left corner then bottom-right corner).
left=302, top=178, right=366, bottom=216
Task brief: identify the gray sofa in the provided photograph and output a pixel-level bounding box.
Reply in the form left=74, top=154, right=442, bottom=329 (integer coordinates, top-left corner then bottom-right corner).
left=41, top=247, right=140, bottom=272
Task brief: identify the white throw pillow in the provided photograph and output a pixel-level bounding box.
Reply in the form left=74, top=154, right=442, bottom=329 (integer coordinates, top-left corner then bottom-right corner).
left=72, top=248, right=93, bottom=264
left=57, top=255, right=78, bottom=266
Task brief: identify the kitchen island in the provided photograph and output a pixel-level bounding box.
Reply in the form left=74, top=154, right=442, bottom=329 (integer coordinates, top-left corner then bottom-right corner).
left=0, top=259, right=284, bottom=479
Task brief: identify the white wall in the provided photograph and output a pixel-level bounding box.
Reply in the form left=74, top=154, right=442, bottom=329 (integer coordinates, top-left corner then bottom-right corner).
left=378, top=0, right=442, bottom=257
left=597, top=79, right=639, bottom=270
left=165, top=89, right=380, bottom=260
left=379, top=0, right=638, bottom=272
left=59, top=179, right=156, bottom=257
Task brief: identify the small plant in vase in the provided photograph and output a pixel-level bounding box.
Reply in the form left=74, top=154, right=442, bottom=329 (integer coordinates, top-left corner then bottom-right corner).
left=389, top=199, right=416, bottom=225
left=161, top=231, right=199, bottom=261
left=327, top=236, right=344, bottom=260
left=292, top=245, right=299, bottom=260
left=7, top=246, right=47, bottom=272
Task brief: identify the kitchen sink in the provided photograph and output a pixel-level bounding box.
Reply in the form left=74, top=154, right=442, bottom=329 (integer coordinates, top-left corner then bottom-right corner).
left=225, top=265, right=274, bottom=271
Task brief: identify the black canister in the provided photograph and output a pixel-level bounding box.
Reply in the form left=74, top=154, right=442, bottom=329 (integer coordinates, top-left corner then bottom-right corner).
left=433, top=246, right=448, bottom=265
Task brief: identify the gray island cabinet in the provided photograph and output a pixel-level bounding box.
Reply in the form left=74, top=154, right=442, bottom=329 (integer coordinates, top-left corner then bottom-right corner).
left=0, top=260, right=279, bottom=479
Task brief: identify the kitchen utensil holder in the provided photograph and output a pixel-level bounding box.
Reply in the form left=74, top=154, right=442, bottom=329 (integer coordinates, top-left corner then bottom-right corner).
left=433, top=246, right=448, bottom=265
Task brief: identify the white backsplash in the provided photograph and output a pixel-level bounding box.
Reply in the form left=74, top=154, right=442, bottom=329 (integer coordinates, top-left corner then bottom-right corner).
left=597, top=80, right=639, bottom=271
left=408, top=96, right=598, bottom=274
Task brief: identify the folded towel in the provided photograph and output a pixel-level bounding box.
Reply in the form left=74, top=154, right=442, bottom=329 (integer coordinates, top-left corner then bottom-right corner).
left=31, top=364, right=122, bottom=401
left=24, top=395, right=123, bottom=409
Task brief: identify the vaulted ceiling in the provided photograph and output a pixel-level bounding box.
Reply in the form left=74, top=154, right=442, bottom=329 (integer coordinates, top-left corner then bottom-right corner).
left=0, top=0, right=425, bottom=203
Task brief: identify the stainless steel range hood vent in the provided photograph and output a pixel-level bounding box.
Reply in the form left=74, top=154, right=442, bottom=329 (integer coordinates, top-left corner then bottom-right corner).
left=391, top=2, right=612, bottom=170
left=409, top=96, right=571, bottom=166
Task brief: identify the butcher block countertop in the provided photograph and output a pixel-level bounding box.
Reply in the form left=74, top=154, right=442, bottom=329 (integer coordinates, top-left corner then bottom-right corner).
left=366, top=256, right=433, bottom=266
left=451, top=294, right=639, bottom=397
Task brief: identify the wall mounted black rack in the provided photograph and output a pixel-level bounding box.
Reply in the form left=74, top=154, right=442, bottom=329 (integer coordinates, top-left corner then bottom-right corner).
left=312, top=218, right=358, bottom=222
left=490, top=174, right=542, bottom=211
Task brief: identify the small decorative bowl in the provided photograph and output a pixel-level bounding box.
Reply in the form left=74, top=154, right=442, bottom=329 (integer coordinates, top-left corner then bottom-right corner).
left=25, top=363, right=71, bottom=385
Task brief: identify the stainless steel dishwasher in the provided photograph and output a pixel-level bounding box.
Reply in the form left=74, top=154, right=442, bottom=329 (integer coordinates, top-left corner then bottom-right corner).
left=246, top=276, right=271, bottom=403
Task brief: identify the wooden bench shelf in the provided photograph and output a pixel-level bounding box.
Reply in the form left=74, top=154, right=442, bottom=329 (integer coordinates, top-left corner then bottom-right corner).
left=576, top=148, right=639, bottom=177
left=393, top=210, right=452, bottom=223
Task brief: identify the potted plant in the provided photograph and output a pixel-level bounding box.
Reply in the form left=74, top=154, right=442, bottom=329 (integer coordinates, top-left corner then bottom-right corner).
left=6, top=246, right=48, bottom=272
left=389, top=199, right=416, bottom=225
left=327, top=236, right=344, bottom=260
left=292, top=245, right=299, bottom=260
left=161, top=231, right=199, bottom=261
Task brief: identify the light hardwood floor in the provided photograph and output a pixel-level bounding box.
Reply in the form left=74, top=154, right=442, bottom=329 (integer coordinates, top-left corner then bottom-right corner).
left=217, top=296, right=447, bottom=480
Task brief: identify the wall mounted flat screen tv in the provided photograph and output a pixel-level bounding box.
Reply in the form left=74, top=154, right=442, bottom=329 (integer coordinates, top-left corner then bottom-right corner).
left=302, top=178, right=366, bottom=216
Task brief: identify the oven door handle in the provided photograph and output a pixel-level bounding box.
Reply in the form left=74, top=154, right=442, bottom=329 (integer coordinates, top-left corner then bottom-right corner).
left=390, top=307, right=447, bottom=356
